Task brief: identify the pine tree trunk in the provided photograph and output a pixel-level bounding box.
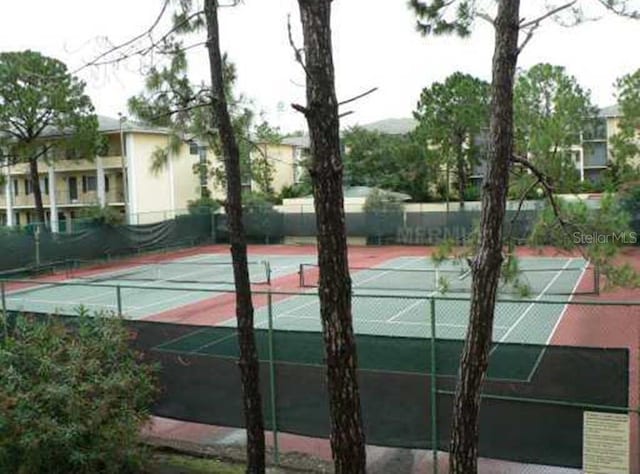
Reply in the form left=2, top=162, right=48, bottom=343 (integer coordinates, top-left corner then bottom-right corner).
left=449, top=1, right=520, bottom=472
left=204, top=2, right=266, bottom=473
left=29, top=157, right=46, bottom=226
left=297, top=1, right=366, bottom=472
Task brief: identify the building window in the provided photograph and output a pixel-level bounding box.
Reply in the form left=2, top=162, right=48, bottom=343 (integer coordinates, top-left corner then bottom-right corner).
left=189, top=142, right=199, bottom=155
left=42, top=177, right=49, bottom=195
left=583, top=118, right=607, bottom=141
left=13, top=179, right=18, bottom=196
left=82, top=175, right=97, bottom=193
left=15, top=212, right=20, bottom=227
left=583, top=142, right=607, bottom=167
left=26, top=212, right=32, bottom=224
left=24, top=179, right=32, bottom=195
left=105, top=175, right=110, bottom=193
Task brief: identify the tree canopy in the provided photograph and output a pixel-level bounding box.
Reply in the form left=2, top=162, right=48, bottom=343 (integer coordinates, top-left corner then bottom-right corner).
left=608, top=68, right=640, bottom=185
left=0, top=50, right=101, bottom=223
left=513, top=63, right=596, bottom=192
left=342, top=127, right=437, bottom=201
left=413, top=72, right=490, bottom=205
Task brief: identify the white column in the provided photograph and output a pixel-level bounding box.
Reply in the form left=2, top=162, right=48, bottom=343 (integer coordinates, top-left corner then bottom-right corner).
left=125, top=134, right=137, bottom=224
left=96, top=156, right=106, bottom=207
left=579, top=148, right=585, bottom=182
left=4, top=165, right=14, bottom=227
left=168, top=150, right=176, bottom=218
left=49, top=166, right=58, bottom=233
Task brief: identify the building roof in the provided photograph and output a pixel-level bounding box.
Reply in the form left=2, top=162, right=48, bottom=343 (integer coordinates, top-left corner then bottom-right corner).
left=358, top=117, right=418, bottom=135
left=598, top=104, right=621, bottom=118
left=297, top=186, right=411, bottom=201
left=282, top=134, right=310, bottom=148
left=281, top=117, right=418, bottom=150
left=98, top=115, right=171, bottom=135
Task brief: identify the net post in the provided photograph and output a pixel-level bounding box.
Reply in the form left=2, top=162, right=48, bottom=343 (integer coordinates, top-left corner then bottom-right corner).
left=594, top=262, right=600, bottom=296
left=265, top=261, right=271, bottom=285
left=116, top=285, right=123, bottom=317
left=429, top=297, right=438, bottom=474
left=299, top=263, right=304, bottom=287
left=267, top=290, right=280, bottom=465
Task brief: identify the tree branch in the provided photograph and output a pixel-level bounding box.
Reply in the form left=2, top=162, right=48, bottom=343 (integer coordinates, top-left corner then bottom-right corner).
left=518, top=1, right=578, bottom=53
left=287, top=14, right=309, bottom=78
left=595, top=0, right=640, bottom=19
left=510, top=154, right=589, bottom=260
left=338, top=87, right=378, bottom=107
left=291, top=103, right=309, bottom=116
left=72, top=0, right=171, bottom=73
left=519, top=1, right=578, bottom=28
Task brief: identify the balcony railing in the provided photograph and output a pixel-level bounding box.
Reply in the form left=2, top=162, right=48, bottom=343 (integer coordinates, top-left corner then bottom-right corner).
left=0, top=189, right=125, bottom=208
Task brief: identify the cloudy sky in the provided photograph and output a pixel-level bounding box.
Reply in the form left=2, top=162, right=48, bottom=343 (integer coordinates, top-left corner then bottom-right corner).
left=0, top=1, right=638, bottom=133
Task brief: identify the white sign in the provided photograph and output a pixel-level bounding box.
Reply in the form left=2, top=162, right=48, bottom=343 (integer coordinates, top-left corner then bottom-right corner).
left=583, top=411, right=629, bottom=474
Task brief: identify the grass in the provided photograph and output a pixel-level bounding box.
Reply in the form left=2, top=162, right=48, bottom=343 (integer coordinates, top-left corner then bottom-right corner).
left=148, top=452, right=245, bottom=474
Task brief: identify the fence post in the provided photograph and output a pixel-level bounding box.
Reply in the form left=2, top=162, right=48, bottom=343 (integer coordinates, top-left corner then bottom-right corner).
left=430, top=297, right=438, bottom=474
left=116, top=285, right=123, bottom=317
left=267, top=291, right=280, bottom=465
left=1, top=281, right=7, bottom=341
left=34, top=226, right=41, bottom=268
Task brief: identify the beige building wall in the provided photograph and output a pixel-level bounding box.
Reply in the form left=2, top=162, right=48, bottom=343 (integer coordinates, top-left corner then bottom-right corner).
left=252, top=143, right=296, bottom=193
left=126, top=133, right=173, bottom=223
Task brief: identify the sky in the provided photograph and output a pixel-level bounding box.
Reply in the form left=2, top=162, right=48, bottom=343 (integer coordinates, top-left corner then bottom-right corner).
left=0, top=0, right=638, bottom=134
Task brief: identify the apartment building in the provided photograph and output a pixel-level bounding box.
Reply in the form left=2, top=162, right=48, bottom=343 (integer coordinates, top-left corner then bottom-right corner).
left=0, top=116, right=200, bottom=230
left=0, top=116, right=299, bottom=231
left=470, top=105, right=637, bottom=186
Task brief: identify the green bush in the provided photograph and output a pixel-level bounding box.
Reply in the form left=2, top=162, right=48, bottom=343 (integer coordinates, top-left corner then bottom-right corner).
left=363, top=189, right=404, bottom=214
left=79, top=205, right=125, bottom=225
left=187, top=195, right=221, bottom=215
left=0, top=314, right=157, bottom=474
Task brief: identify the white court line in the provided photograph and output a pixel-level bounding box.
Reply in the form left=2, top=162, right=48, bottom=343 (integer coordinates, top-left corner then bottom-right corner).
left=66, top=259, right=235, bottom=310
left=352, top=257, right=432, bottom=287
left=7, top=297, right=119, bottom=311
left=153, top=327, right=212, bottom=351
left=496, top=258, right=574, bottom=344
left=277, top=313, right=510, bottom=330
left=387, top=300, right=426, bottom=323
left=525, top=259, right=590, bottom=382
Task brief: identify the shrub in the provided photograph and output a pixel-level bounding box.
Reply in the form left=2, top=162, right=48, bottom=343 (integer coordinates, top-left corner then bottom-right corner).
left=363, top=189, right=404, bottom=214
left=0, top=314, right=157, bottom=474
left=187, top=195, right=221, bottom=215
left=79, top=205, right=125, bottom=225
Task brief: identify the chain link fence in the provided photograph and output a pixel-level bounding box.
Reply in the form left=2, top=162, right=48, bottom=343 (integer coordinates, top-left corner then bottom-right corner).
left=1, top=279, right=637, bottom=472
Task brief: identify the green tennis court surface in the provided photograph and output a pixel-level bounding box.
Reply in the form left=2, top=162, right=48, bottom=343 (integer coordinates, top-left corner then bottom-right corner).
left=152, top=256, right=589, bottom=382
left=4, top=253, right=315, bottom=319
left=154, top=326, right=550, bottom=382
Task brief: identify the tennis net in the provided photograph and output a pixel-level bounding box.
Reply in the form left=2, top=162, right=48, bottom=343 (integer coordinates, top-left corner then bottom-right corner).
left=299, top=263, right=596, bottom=296
left=69, top=259, right=271, bottom=285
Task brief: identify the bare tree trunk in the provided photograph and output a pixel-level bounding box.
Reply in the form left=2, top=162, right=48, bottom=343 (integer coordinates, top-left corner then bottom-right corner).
left=204, top=2, right=266, bottom=473
left=449, top=1, right=520, bottom=472
left=296, top=1, right=366, bottom=472
left=29, top=157, right=46, bottom=225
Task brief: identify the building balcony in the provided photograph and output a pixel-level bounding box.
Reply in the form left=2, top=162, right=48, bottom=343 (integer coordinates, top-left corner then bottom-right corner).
left=0, top=188, right=126, bottom=209
left=6, top=156, right=125, bottom=176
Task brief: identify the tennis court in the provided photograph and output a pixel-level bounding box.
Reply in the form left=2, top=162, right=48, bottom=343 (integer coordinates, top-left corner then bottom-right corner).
left=151, top=255, right=590, bottom=382
left=3, top=253, right=315, bottom=319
